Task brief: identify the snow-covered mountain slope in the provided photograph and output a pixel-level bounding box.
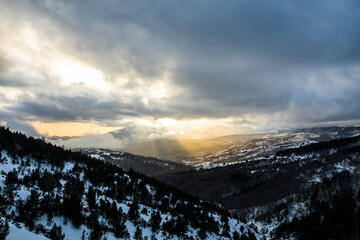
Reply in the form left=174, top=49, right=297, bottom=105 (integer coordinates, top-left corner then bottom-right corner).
left=48, top=126, right=360, bottom=170
left=157, top=135, right=360, bottom=239
left=0, top=127, right=261, bottom=240
left=75, top=148, right=192, bottom=177
left=121, top=126, right=360, bottom=168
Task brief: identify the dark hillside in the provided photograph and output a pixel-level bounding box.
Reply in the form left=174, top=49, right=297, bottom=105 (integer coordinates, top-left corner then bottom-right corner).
left=276, top=135, right=360, bottom=156
left=156, top=135, right=360, bottom=238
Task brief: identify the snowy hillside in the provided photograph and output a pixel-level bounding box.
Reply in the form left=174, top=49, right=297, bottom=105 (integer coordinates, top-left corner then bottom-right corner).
left=76, top=148, right=191, bottom=177
left=157, top=135, right=360, bottom=239
left=120, top=126, right=360, bottom=168
left=0, top=127, right=261, bottom=240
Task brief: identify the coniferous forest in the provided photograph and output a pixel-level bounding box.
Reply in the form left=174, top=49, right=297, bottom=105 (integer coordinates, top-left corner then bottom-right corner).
left=0, top=127, right=259, bottom=239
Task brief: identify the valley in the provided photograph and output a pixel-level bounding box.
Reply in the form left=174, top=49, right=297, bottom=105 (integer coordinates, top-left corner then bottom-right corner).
left=78, top=126, right=360, bottom=239
left=119, top=126, right=360, bottom=168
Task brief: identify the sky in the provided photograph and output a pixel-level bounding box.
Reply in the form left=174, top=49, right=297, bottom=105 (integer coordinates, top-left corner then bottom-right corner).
left=1, top=0, right=360, bottom=139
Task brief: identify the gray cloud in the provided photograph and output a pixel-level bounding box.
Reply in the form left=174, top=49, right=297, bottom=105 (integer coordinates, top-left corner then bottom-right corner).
left=0, top=0, right=360, bottom=128
left=5, top=118, right=41, bottom=137
left=5, top=93, right=171, bottom=122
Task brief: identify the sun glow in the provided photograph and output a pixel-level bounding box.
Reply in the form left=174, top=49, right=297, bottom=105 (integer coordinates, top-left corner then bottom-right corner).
left=150, top=84, right=167, bottom=98
left=157, top=118, right=178, bottom=127
left=132, top=117, right=251, bottom=139
left=51, top=60, right=108, bottom=91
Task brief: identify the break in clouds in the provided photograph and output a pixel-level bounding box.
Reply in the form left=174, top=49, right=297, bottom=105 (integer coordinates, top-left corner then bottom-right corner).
left=1, top=0, right=360, bottom=131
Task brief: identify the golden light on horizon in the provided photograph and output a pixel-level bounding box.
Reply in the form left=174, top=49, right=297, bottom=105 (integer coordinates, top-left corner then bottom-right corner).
left=134, top=117, right=253, bottom=139
left=31, top=121, right=121, bottom=137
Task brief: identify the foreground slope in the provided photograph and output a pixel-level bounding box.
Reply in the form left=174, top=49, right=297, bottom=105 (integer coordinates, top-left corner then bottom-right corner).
left=0, top=127, right=260, bottom=240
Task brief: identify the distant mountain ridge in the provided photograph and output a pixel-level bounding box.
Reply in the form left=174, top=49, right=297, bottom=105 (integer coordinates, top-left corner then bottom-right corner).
left=121, top=126, right=360, bottom=167
left=76, top=148, right=192, bottom=177
left=49, top=125, right=360, bottom=169
left=109, top=125, right=168, bottom=142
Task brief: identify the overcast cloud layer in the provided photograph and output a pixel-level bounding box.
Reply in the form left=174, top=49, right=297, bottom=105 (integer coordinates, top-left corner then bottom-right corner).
left=1, top=0, right=360, bottom=132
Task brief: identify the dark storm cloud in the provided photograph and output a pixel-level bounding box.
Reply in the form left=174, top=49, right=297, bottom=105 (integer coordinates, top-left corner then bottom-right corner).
left=290, top=87, right=360, bottom=123
left=62, top=0, right=359, bottom=65
left=6, top=93, right=170, bottom=122
left=9, top=102, right=78, bottom=121
left=1, top=0, right=360, bottom=126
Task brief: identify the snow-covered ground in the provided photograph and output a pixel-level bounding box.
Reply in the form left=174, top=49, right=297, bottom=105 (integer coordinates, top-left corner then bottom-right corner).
left=7, top=223, right=48, bottom=240
left=0, top=148, right=262, bottom=240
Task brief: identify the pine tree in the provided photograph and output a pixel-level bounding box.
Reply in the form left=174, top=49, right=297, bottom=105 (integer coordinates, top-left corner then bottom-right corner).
left=113, top=218, right=129, bottom=239
left=0, top=218, right=9, bottom=239
left=89, top=229, right=103, bottom=240
left=149, top=210, right=161, bottom=232
left=233, top=231, right=240, bottom=240
left=87, top=186, right=97, bottom=211
left=128, top=201, right=140, bottom=224
left=222, top=227, right=230, bottom=238
left=198, top=227, right=207, bottom=240
left=247, top=231, right=257, bottom=240
left=48, top=223, right=65, bottom=240
left=134, top=226, right=143, bottom=240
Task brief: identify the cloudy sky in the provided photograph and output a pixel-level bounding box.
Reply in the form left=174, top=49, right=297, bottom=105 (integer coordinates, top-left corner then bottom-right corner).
left=1, top=0, right=360, bottom=138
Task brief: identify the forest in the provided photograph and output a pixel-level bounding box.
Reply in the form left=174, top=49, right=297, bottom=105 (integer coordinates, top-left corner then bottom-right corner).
left=0, top=127, right=258, bottom=240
